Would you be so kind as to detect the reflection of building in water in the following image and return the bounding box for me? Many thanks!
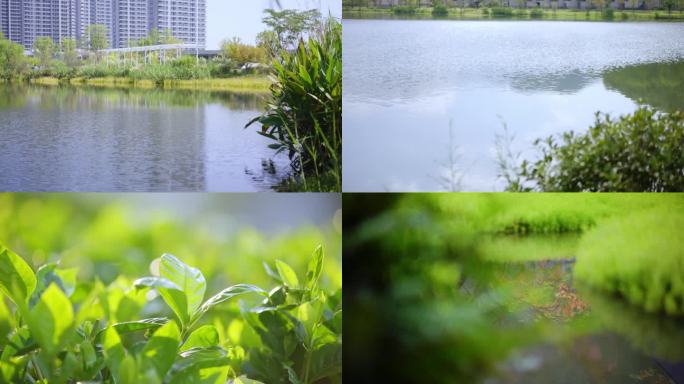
[0,88,207,191]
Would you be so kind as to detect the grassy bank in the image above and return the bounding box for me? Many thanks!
[344,6,683,21]
[29,75,271,93]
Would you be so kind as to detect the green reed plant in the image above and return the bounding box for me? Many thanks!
[247,18,342,192]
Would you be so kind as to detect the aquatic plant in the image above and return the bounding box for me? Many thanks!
[574,207,684,316]
[247,18,342,192]
[0,244,341,383]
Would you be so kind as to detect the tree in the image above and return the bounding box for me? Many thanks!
[33,36,55,68]
[256,30,280,59]
[0,34,27,79]
[61,38,78,68]
[84,24,108,53]
[221,37,267,65]
[663,0,676,12]
[261,9,322,52]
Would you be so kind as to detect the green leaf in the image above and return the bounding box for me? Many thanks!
[275,260,299,288]
[28,283,74,356]
[181,325,219,352]
[109,317,169,336]
[0,244,36,305]
[134,276,189,326]
[305,245,324,291]
[102,326,126,384]
[119,355,138,384]
[141,320,180,380]
[158,254,207,325]
[233,376,266,384]
[30,263,77,306]
[191,284,266,325]
[168,347,233,384]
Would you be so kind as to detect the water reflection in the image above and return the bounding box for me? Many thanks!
[0,84,288,191]
[603,60,684,112]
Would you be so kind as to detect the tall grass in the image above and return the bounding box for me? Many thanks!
[247,18,342,192]
[575,207,684,315]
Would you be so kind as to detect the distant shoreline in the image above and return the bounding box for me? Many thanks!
[343,7,684,21]
[23,75,272,93]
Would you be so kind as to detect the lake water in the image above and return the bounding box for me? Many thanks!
[343,20,684,191]
[0,85,289,192]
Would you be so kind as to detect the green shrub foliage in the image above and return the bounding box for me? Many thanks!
[509,106,684,191]
[0,244,341,383]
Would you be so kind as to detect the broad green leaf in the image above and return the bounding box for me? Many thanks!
[159,254,206,317]
[119,354,138,384]
[171,347,229,372]
[168,347,231,384]
[110,317,168,336]
[0,297,11,341]
[305,245,324,291]
[28,283,74,356]
[141,320,180,380]
[191,284,266,325]
[233,376,266,384]
[308,343,342,383]
[0,244,36,305]
[103,327,126,384]
[30,263,78,306]
[181,325,219,352]
[134,276,189,326]
[275,260,299,288]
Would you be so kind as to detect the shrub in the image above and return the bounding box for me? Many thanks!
[432,4,449,16]
[491,6,514,16]
[247,19,342,192]
[574,208,684,315]
[503,106,684,192]
[602,7,615,19]
[0,243,342,383]
[530,7,544,17]
[482,7,492,15]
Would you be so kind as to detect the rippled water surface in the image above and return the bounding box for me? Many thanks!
[0,85,289,191]
[343,20,684,191]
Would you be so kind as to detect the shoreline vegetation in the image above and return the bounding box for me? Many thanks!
[24,75,271,93]
[343,6,684,21]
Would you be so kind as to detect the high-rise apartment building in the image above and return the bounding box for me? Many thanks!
[76,0,113,45]
[1,0,78,48]
[0,0,205,49]
[148,0,205,48]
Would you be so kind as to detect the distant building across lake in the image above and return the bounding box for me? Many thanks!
[0,0,206,49]
[367,0,661,9]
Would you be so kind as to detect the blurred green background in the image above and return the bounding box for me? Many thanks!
[0,193,342,295]
[344,193,684,384]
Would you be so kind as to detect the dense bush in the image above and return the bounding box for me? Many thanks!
[575,208,684,315]
[530,7,544,17]
[503,106,684,191]
[0,244,341,383]
[491,6,514,17]
[432,4,449,16]
[601,8,615,19]
[247,19,342,192]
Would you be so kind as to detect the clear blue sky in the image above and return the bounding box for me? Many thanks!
[207,0,341,50]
